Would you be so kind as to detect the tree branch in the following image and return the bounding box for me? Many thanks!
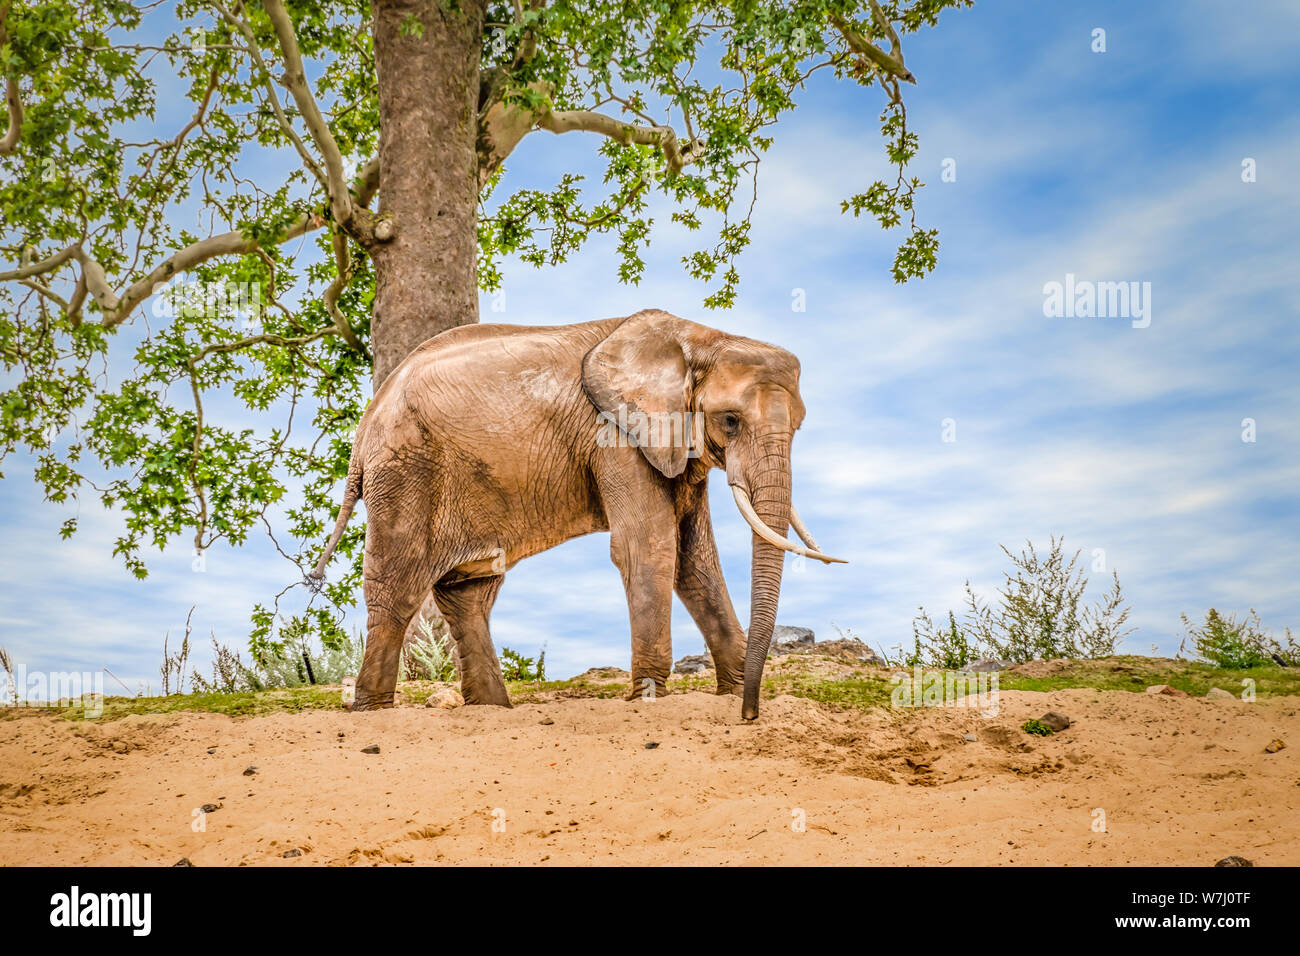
[0,77,19,155]
[0,244,80,282]
[93,211,317,328]
[322,229,370,359]
[536,109,704,175]
[0,4,22,155]
[210,1,328,188]
[832,1,916,85]
[3,153,382,329]
[261,0,354,229]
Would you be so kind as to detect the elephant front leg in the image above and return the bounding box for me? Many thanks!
[598,459,678,701]
[614,539,677,700]
[675,484,746,695]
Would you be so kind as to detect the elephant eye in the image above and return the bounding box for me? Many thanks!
[721,412,740,434]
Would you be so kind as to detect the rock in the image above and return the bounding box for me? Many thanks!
[172,858,193,867]
[424,686,464,709]
[1205,688,1237,700]
[282,848,302,858]
[199,803,221,814]
[967,658,1010,673]
[243,766,258,776]
[1039,712,1070,733]
[1214,856,1254,867]
[577,666,630,681]
[1146,684,1189,697]
[644,741,660,750]
[770,637,883,664]
[962,733,977,742]
[772,625,815,645]
[1265,738,1286,753]
[673,654,713,675]
[361,744,380,754]
[539,717,554,726]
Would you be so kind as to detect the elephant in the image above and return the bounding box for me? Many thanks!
[310,309,844,719]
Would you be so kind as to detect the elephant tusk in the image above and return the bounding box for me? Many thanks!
[731,486,848,565]
[789,505,822,552]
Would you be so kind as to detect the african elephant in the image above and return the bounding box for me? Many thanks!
[310,309,844,719]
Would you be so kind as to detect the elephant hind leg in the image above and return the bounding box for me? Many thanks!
[355,581,427,711]
[354,499,438,710]
[434,574,512,707]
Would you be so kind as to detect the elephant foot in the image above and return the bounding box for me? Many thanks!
[624,678,669,702]
[715,682,744,697]
[462,694,513,708]
[349,693,394,712]
[460,676,512,707]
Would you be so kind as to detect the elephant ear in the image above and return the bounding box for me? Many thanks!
[582,312,693,478]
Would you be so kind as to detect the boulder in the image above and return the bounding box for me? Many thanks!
[1145,684,1189,697]
[772,625,815,645]
[672,654,714,675]
[1205,687,1237,700]
[424,685,464,709]
[967,658,1013,672]
[576,666,630,681]
[1039,712,1071,733]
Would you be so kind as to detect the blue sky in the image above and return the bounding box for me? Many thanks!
[2,0,1298,688]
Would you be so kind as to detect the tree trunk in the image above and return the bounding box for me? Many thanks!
[371,0,485,387]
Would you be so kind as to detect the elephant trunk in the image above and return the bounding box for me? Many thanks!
[738,446,792,720]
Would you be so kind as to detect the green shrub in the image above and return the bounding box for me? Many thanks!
[1180,608,1297,669]
[500,646,546,682]
[910,537,1133,666]
[192,629,364,693]
[909,609,976,669]
[1021,718,1053,736]
[402,614,458,682]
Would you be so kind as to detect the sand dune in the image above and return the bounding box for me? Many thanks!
[1,687,1296,866]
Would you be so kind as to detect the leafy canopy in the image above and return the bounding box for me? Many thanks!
[0,0,968,653]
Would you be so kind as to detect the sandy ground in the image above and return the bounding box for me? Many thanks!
[1,687,1296,866]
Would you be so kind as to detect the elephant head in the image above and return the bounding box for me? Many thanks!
[583,311,844,719]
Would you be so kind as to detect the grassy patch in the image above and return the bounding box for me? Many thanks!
[994,656,1300,699]
[7,655,1296,722]
[4,684,349,721]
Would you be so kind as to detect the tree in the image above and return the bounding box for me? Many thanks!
[0,0,968,654]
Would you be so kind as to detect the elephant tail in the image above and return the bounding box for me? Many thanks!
[308,462,363,584]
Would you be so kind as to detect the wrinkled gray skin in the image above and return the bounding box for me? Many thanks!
[312,309,824,719]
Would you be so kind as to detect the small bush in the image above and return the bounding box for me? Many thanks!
[909,609,977,669]
[192,630,365,693]
[159,608,195,696]
[1022,718,1053,736]
[190,635,253,695]
[500,646,546,682]
[1180,608,1297,669]
[402,614,458,682]
[910,537,1133,667]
